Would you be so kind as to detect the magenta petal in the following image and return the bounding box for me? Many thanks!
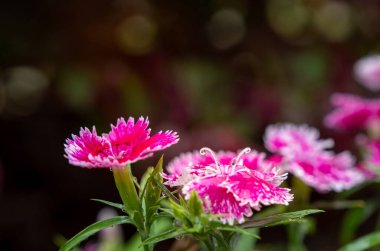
[264,123,334,157]
[64,127,114,168]
[324,93,379,131]
[183,176,252,225]
[362,138,380,168]
[106,117,150,158]
[105,117,179,165]
[224,171,293,210]
[144,130,179,152]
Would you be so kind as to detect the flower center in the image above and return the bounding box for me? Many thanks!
[199,147,251,175]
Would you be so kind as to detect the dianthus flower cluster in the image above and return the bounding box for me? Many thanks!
[164,147,293,224]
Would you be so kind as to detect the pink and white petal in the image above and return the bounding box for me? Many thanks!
[224,171,293,210]
[286,152,365,193]
[240,151,270,172]
[166,151,203,176]
[183,176,252,224]
[64,127,114,168]
[163,165,196,187]
[264,123,334,157]
[143,130,179,152]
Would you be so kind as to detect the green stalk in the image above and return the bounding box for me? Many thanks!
[113,165,141,218]
[113,165,152,251]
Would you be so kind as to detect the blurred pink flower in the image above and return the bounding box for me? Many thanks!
[164,147,293,225]
[64,117,179,168]
[264,123,333,157]
[286,151,364,193]
[356,137,380,178]
[264,123,365,192]
[324,93,380,132]
[363,138,380,168]
[354,54,380,91]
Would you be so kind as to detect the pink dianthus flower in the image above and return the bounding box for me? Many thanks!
[355,137,380,178]
[264,123,365,192]
[64,117,179,168]
[164,147,293,225]
[354,54,380,91]
[264,123,333,157]
[324,93,380,132]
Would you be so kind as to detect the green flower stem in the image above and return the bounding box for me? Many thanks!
[113,165,152,251]
[113,165,141,218]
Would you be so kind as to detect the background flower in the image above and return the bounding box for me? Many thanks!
[324,93,380,132]
[354,54,380,91]
[264,123,365,192]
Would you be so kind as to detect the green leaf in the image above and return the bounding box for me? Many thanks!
[241,209,323,228]
[142,157,164,225]
[151,211,173,221]
[217,226,260,239]
[151,217,173,235]
[139,167,154,197]
[168,199,191,226]
[188,191,204,218]
[91,199,124,210]
[340,201,378,244]
[338,231,380,251]
[142,228,186,245]
[234,228,260,251]
[153,175,180,204]
[60,216,132,251]
[123,233,144,251]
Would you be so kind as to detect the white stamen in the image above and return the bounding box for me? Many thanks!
[200,147,220,168]
[231,147,251,172]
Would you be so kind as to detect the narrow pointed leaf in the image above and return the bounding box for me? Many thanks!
[153,176,180,203]
[60,216,132,251]
[338,231,380,251]
[91,199,124,210]
[139,167,154,197]
[241,209,323,228]
[142,228,186,245]
[188,191,204,217]
[217,226,260,239]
